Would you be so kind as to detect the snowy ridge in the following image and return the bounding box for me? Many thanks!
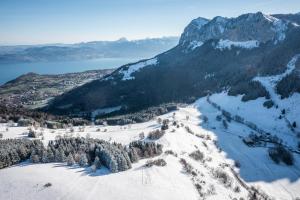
[119,58,158,80]
[262,14,288,42]
[216,39,259,50]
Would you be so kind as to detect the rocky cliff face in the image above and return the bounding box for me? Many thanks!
[179,12,297,51]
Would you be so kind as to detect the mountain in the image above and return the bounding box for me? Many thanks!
[0,37,179,63]
[2,12,300,200]
[46,12,300,117]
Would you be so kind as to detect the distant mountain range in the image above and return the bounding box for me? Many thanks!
[46,12,300,117]
[0,37,179,63]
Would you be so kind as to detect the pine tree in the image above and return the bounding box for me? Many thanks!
[30,152,40,163]
[41,150,48,163]
[67,154,75,166]
[93,156,101,169]
[79,153,88,167]
[47,148,55,162]
[58,148,66,162]
[128,148,139,163]
[18,145,28,160]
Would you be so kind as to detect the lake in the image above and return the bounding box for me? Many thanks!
[0,57,139,85]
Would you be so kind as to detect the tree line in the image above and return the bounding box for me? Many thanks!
[0,137,163,173]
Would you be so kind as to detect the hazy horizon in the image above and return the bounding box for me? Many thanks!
[0,36,179,47]
[1,0,299,45]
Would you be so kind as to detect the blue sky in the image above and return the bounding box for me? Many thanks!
[0,0,299,45]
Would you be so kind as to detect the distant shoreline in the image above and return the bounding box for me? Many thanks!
[0,57,137,85]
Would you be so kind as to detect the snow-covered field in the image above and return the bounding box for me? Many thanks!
[1,94,300,200]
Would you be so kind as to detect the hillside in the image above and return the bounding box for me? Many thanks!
[0,69,113,109]
[46,12,300,117]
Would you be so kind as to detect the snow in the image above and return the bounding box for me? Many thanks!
[254,54,300,132]
[0,159,198,200]
[187,41,203,50]
[263,14,279,23]
[1,86,300,199]
[209,92,297,147]
[216,39,259,50]
[193,98,300,200]
[272,19,288,42]
[91,106,122,120]
[262,14,288,43]
[204,73,215,79]
[254,55,299,102]
[119,58,158,80]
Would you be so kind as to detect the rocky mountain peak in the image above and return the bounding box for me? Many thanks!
[179,12,295,51]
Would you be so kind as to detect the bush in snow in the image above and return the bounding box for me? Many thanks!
[179,158,195,175]
[161,119,169,130]
[268,145,294,165]
[28,129,38,138]
[139,132,145,140]
[222,120,228,129]
[185,126,195,135]
[200,115,208,123]
[293,121,297,128]
[189,150,204,162]
[234,160,241,168]
[212,168,232,188]
[157,118,162,124]
[144,159,167,167]
[0,133,3,139]
[43,183,52,188]
[147,129,165,140]
[234,186,241,193]
[164,150,177,157]
[263,100,274,109]
[128,141,163,161]
[216,115,222,121]
[221,110,231,122]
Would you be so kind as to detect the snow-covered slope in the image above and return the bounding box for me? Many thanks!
[119,58,158,81]
[216,39,259,50]
[1,93,300,199]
